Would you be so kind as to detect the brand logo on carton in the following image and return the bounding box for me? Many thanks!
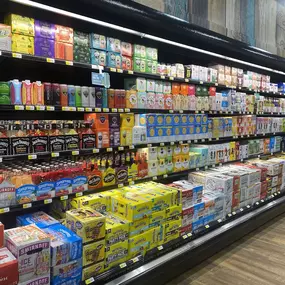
[104,173,115,183]
[117,170,128,182]
[19,242,50,256]
[88,176,101,186]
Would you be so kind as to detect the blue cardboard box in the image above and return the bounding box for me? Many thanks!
[146,114,156,127]
[193,201,205,220]
[188,114,195,125]
[164,114,173,126]
[90,33,106,50]
[192,185,203,204]
[156,114,165,126]
[180,114,188,126]
[192,218,204,233]
[43,224,82,266]
[16,211,59,228]
[90,49,106,66]
[107,52,121,68]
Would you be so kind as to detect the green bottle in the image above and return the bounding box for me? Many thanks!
[75,85,82,107]
[0,82,10,105]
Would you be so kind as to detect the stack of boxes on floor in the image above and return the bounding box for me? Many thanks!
[16,211,83,284]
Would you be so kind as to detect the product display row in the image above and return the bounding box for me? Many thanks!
[0,137,282,208]
[1,153,285,284]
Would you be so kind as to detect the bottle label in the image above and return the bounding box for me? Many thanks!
[88,174,102,188]
[72,176,87,193]
[55,178,72,196]
[65,135,79,150]
[116,168,128,183]
[36,182,54,200]
[31,136,48,153]
[11,137,30,155]
[49,135,66,151]
[16,184,36,204]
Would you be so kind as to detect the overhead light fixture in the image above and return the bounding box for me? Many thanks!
[10,0,285,76]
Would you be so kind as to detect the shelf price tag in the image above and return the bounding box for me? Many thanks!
[95,108,101,112]
[199,81,203,84]
[129,145,135,149]
[72,150,79,156]
[92,149,99,154]
[0,207,10,214]
[44,199,52,204]
[157,245,163,251]
[12,52,22,59]
[125,108,130,112]
[25,105,35,111]
[23,203,32,209]
[91,64,99,69]
[118,108,124,112]
[119,262,127,269]
[51,152,59,158]
[217,219,222,223]
[46,58,55,63]
[112,108,117,112]
[153,176,158,181]
[182,235,188,239]
[77,107,84,112]
[60,195,68,201]
[240,208,244,212]
[128,70,134,74]
[118,146,124,151]
[46,106,54,111]
[85,107,92,112]
[28,154,37,160]
[169,110,174,113]
[247,205,250,209]
[70,107,76,111]
[118,183,124,188]
[62,106,69,111]
[169,76,174,80]
[160,75,165,79]
[179,110,183,113]
[185,79,189,82]
[147,144,152,147]
[205,225,210,229]
[132,257,139,263]
[103,108,109,112]
[163,174,168,178]
[160,143,165,146]
[129,181,135,185]
[65,61,73,66]
[232,211,236,215]
[15,105,24,110]
[117,69,123,73]
[110,67,116,72]
[107,148,113,152]
[36,105,46,111]
[85,278,95,285]
[170,142,174,145]
[76,192,83,197]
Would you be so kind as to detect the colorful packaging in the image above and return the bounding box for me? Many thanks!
[16,211,59,228]
[128,230,151,259]
[34,20,55,39]
[107,52,122,68]
[73,30,89,46]
[107,37,121,53]
[68,84,75,106]
[71,193,107,212]
[34,37,55,58]
[90,33,106,50]
[74,44,90,64]
[5,225,50,283]
[0,81,11,104]
[19,275,50,285]
[105,213,129,246]
[42,224,82,266]
[11,34,34,55]
[6,14,34,36]
[82,260,105,281]
[105,240,128,270]
[90,49,106,66]
[51,258,82,285]
[0,247,18,285]
[55,41,73,61]
[83,239,105,266]
[66,208,105,243]
[55,25,73,44]
[0,24,11,51]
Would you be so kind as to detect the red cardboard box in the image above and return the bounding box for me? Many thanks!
[0,247,18,285]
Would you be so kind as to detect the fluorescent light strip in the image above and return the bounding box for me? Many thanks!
[10,0,285,76]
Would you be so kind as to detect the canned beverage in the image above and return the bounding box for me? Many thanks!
[88,87,95,108]
[60,84,68,106]
[81,86,89,107]
[75,86,82,107]
[67,85,75,107]
[44,82,53,105]
[52,83,60,106]
[95,87,103,108]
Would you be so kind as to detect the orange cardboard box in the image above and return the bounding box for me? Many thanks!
[0,222,3,248]
[0,247,18,285]
[55,25,73,44]
[55,41,73,61]
[96,129,110,148]
[85,113,109,130]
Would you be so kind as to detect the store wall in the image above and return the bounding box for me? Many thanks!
[133,0,285,58]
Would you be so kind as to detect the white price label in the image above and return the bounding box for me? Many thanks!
[25,105,34,110]
[85,107,92,112]
[103,108,109,112]
[118,147,124,151]
[12,52,22,59]
[187,233,192,237]
[36,105,46,111]
[77,107,84,112]
[128,70,134,74]
[28,154,37,160]
[95,108,101,112]
[163,174,168,178]
[85,277,95,285]
[44,199,52,204]
[66,61,73,66]
[51,152,59,158]
[157,245,163,251]
[0,207,10,214]
[72,151,79,156]
[46,58,55,63]
[160,143,165,146]
[46,106,54,111]
[23,203,32,209]
[91,64,99,69]
[153,176,158,181]
[119,262,127,268]
[112,108,118,112]
[60,195,68,201]
[107,148,113,152]
[92,149,100,154]
[15,105,24,110]
[76,192,83,197]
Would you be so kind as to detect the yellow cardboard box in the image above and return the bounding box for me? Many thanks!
[66,207,105,243]
[129,217,149,237]
[148,210,165,228]
[105,213,129,246]
[11,34,34,55]
[82,261,105,281]
[105,240,128,270]
[83,239,105,266]
[128,230,152,259]
[6,14,35,36]
[71,194,108,213]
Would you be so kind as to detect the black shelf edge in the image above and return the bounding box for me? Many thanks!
[1,50,285,99]
[101,192,285,285]
[82,190,285,285]
[0,151,279,215]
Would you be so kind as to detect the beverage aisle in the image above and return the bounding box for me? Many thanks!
[166,213,285,285]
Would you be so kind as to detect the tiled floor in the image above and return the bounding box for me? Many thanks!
[167,213,285,285]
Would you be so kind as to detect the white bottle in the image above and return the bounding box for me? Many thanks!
[81,86,89,107]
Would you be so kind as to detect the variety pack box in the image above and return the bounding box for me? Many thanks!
[6,14,35,36]
[16,211,59,228]
[11,34,34,54]
[51,258,82,285]
[105,240,128,270]
[0,24,11,51]
[82,260,105,281]
[71,193,108,212]
[42,224,82,266]
[5,225,50,283]
[19,275,50,285]
[128,230,151,259]
[0,247,18,285]
[66,208,106,243]
[83,239,105,266]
